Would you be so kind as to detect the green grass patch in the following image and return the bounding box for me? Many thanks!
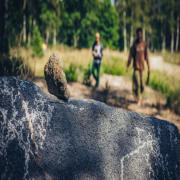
[149,71,180,113]
[64,63,80,82]
[101,57,133,76]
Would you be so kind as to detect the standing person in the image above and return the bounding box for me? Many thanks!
[126,28,151,106]
[92,33,103,90]
[42,43,47,54]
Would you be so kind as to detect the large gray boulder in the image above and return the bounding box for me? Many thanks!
[0,76,180,180]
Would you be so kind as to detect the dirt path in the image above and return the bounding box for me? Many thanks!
[150,56,180,78]
[35,73,180,132]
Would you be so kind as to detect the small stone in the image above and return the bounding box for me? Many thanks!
[44,53,70,100]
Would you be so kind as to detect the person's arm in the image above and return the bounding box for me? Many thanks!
[92,44,97,57]
[127,45,134,72]
[145,43,150,72]
[98,44,103,59]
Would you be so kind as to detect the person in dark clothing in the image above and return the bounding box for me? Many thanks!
[126,27,151,106]
[92,33,103,90]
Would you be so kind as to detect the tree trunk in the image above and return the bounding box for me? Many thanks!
[161,17,163,51]
[23,0,26,42]
[143,23,145,41]
[162,35,166,54]
[53,26,56,46]
[150,27,153,52]
[33,19,36,27]
[3,0,8,53]
[46,26,49,45]
[0,1,3,59]
[28,32,30,46]
[171,32,174,54]
[4,0,8,38]
[130,11,133,46]
[0,0,8,74]
[23,15,26,42]
[42,20,45,41]
[176,14,179,52]
[74,35,77,48]
[123,11,127,53]
[28,17,31,46]
[162,21,166,53]
[130,25,133,46]
[143,17,145,41]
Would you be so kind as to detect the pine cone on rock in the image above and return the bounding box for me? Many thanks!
[44,53,70,100]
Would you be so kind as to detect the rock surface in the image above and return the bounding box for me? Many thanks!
[0,76,180,180]
[44,53,70,100]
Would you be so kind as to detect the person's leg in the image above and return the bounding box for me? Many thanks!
[138,70,145,106]
[96,64,101,88]
[92,63,99,88]
[133,70,141,106]
[92,63,97,80]
[140,70,145,94]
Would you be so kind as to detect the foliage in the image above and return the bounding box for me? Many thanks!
[30,26,44,57]
[0,52,32,79]
[79,12,99,48]
[103,81,111,104]
[60,0,119,49]
[64,63,79,82]
[83,63,92,86]
[1,0,180,53]
[97,0,119,49]
[116,0,179,51]
[40,2,56,26]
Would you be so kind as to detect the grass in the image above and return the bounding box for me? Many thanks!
[149,71,180,113]
[19,45,128,79]
[19,45,180,113]
[101,57,133,76]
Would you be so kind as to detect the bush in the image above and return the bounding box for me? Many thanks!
[0,53,32,79]
[103,81,110,103]
[83,63,92,86]
[31,26,44,57]
[64,63,79,82]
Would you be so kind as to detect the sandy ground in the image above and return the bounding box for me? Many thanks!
[35,73,180,132]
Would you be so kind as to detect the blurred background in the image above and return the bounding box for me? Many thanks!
[0,0,180,131]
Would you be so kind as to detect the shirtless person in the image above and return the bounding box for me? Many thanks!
[126,28,151,106]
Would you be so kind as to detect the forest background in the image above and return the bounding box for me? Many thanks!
[1,0,180,55]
